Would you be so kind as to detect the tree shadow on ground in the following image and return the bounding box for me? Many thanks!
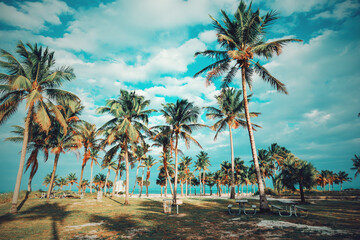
[107,197,124,206]
[0,202,75,240]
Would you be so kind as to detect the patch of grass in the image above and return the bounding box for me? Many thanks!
[0,196,359,239]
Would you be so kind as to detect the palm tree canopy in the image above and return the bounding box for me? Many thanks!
[194,1,302,91]
[351,154,360,178]
[205,88,260,140]
[97,90,155,145]
[0,41,79,133]
[159,99,206,148]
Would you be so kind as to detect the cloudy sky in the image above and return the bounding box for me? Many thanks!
[0,0,359,193]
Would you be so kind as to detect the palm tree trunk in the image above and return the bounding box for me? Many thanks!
[203,169,205,196]
[181,182,184,197]
[341,182,343,191]
[124,142,130,205]
[146,168,150,197]
[90,161,94,194]
[165,169,174,194]
[299,183,305,203]
[241,67,269,212]
[79,148,88,194]
[131,160,141,195]
[46,153,61,200]
[229,126,236,199]
[112,158,120,197]
[139,167,145,197]
[185,179,188,196]
[198,173,202,195]
[10,105,33,213]
[173,134,179,204]
[165,178,168,197]
[104,168,110,194]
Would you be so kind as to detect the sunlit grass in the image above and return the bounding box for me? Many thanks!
[0,194,359,239]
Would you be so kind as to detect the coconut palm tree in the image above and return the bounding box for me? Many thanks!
[158,99,205,203]
[0,42,79,213]
[131,142,150,195]
[101,158,117,194]
[156,175,166,197]
[143,156,157,197]
[97,90,155,205]
[67,173,77,191]
[45,100,83,200]
[80,179,89,193]
[194,1,302,211]
[180,156,192,196]
[158,154,175,197]
[93,173,107,191]
[75,121,102,194]
[317,170,328,191]
[56,177,68,190]
[279,155,317,203]
[152,128,175,194]
[205,172,216,195]
[336,171,352,191]
[89,147,101,193]
[5,124,50,193]
[43,173,53,187]
[351,154,360,179]
[256,149,274,189]
[205,88,259,198]
[196,151,211,196]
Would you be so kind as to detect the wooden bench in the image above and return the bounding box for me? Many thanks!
[295,206,308,217]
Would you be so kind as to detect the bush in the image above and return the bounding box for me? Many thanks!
[254,188,277,196]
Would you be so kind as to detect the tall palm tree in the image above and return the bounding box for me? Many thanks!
[5,124,50,193]
[101,158,117,194]
[336,171,352,191]
[56,177,68,191]
[152,128,175,195]
[317,170,328,191]
[131,142,150,195]
[196,151,211,195]
[180,156,192,196]
[93,173,106,191]
[75,121,102,194]
[89,147,101,193]
[279,155,317,203]
[46,100,82,200]
[205,88,259,199]
[158,154,175,197]
[194,1,302,211]
[256,149,274,189]
[97,90,155,205]
[43,173,53,187]
[158,99,205,203]
[0,42,78,213]
[67,173,77,191]
[156,175,166,197]
[142,155,157,197]
[351,154,360,179]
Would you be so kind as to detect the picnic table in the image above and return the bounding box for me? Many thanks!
[271,199,308,217]
[163,198,183,214]
[228,199,256,215]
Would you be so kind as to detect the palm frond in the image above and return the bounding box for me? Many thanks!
[254,62,288,94]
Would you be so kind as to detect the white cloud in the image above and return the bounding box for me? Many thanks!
[263,0,328,16]
[0,0,71,32]
[199,30,218,43]
[311,0,360,20]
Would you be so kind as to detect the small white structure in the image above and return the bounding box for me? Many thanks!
[114,180,125,193]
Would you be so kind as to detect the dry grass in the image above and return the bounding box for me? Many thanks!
[0,194,359,239]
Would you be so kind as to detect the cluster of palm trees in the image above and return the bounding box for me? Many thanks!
[3,1,357,215]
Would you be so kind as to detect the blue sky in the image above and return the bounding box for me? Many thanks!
[0,0,359,193]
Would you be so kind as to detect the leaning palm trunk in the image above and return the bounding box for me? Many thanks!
[112,159,120,197]
[10,105,33,213]
[139,168,145,197]
[241,68,269,212]
[104,169,110,194]
[229,126,235,199]
[185,179,188,196]
[47,153,61,200]
[90,161,94,193]
[165,178,168,197]
[131,160,141,195]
